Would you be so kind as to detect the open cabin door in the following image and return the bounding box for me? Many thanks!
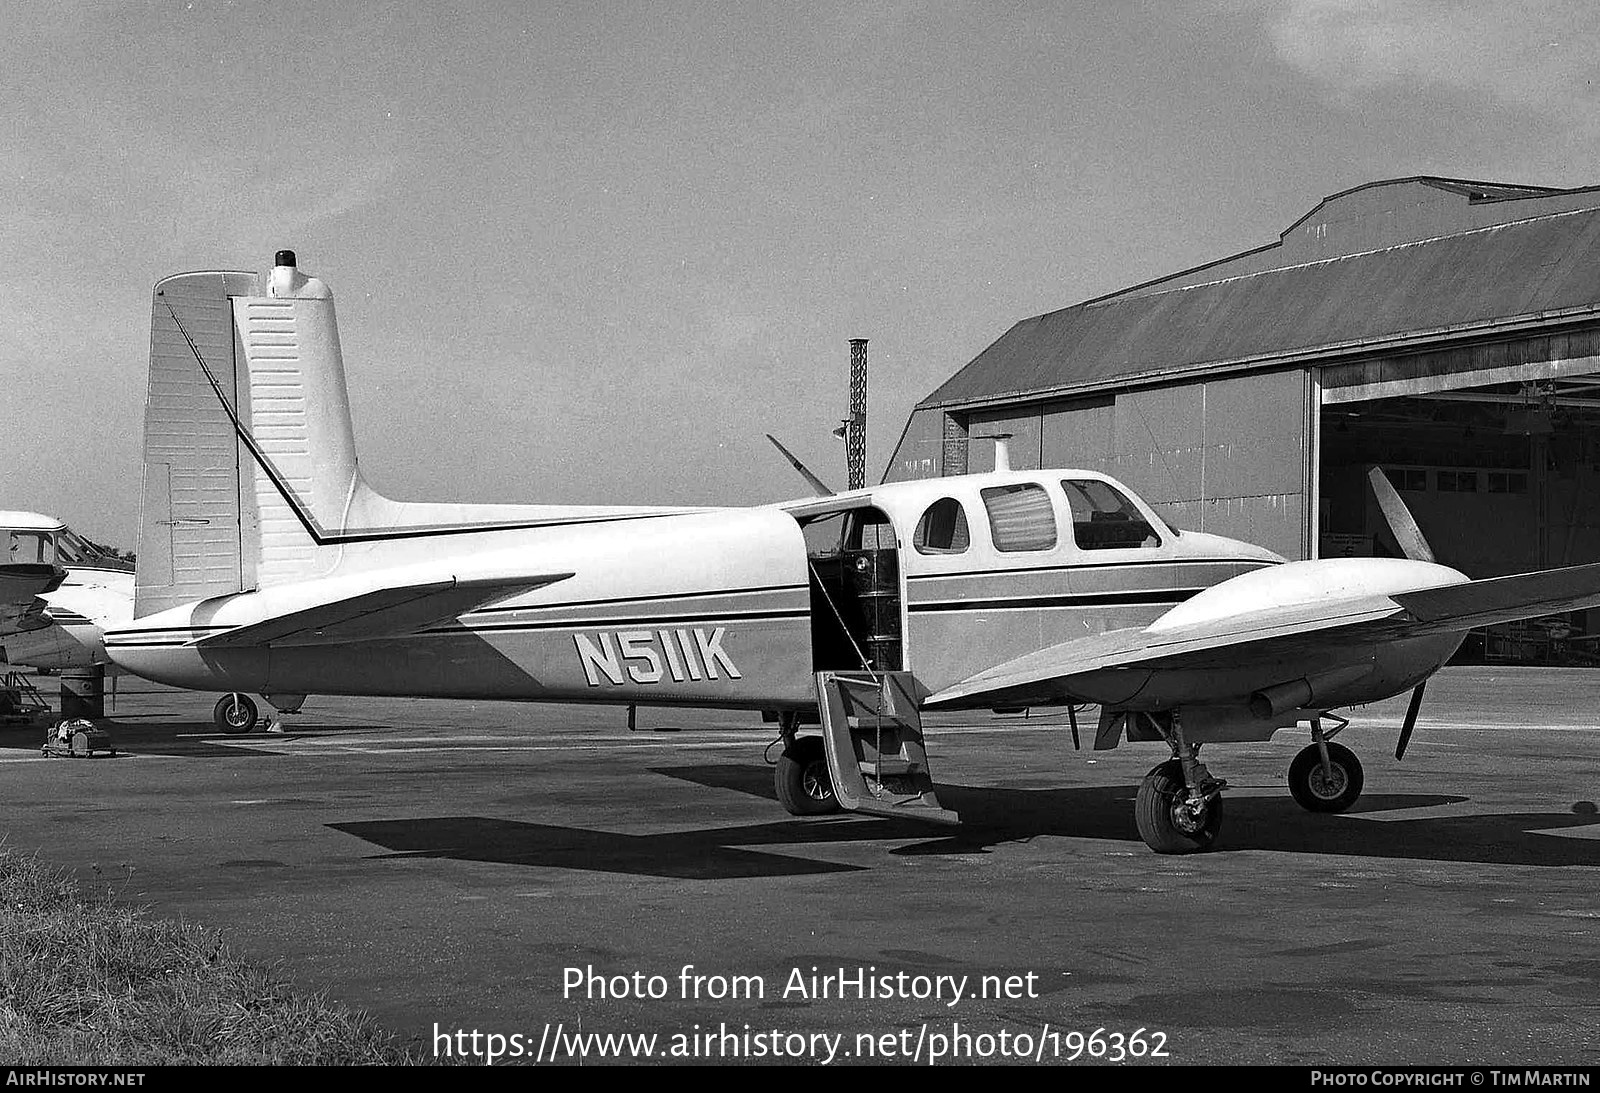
[791,500,904,674]
[784,500,953,823]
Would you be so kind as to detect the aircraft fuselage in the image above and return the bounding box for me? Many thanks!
[101,468,1465,725]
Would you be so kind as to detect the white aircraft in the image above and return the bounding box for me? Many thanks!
[104,252,1600,853]
[0,511,134,671]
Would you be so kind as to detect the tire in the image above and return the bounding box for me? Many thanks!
[1135,759,1223,854]
[775,736,839,816]
[213,693,258,734]
[1288,742,1364,813]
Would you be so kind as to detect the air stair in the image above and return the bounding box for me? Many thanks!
[813,670,958,823]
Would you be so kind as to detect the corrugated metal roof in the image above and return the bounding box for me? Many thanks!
[922,188,1600,411]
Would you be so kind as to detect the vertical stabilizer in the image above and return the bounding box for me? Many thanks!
[132,252,691,622]
[234,252,364,588]
[135,270,258,618]
[134,253,374,619]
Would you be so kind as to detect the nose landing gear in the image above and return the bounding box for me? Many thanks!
[1135,710,1227,854]
[1136,758,1225,853]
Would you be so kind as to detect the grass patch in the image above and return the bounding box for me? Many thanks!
[0,849,417,1064]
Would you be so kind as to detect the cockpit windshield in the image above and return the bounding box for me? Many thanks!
[57,529,134,571]
[2,526,134,572]
[1060,479,1162,550]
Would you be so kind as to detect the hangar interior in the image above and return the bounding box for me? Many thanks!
[887,177,1600,664]
[1321,375,1600,663]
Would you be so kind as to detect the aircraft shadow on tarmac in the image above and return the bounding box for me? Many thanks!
[327,763,1600,879]
[0,720,414,760]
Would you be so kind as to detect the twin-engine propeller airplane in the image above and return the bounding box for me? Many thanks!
[106,252,1600,853]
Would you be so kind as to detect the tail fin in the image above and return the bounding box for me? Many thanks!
[135,252,371,618]
[134,251,697,621]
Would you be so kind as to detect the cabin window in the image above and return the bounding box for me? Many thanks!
[5,531,50,565]
[913,498,970,555]
[980,484,1057,552]
[1061,479,1161,550]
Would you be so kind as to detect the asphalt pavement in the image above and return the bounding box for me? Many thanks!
[1,667,1596,1065]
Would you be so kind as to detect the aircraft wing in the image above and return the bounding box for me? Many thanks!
[1387,561,1600,633]
[924,561,1600,710]
[191,573,573,648]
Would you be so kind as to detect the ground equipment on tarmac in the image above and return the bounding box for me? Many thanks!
[41,717,116,758]
[0,671,50,725]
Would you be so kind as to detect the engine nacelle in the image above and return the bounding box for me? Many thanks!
[1150,556,1468,634]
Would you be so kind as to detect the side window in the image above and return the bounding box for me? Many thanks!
[980,484,1057,552]
[1061,479,1161,550]
[6,532,49,564]
[913,498,970,555]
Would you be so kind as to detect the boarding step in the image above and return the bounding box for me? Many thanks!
[814,671,958,824]
[0,671,49,724]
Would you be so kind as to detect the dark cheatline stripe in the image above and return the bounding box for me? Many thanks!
[106,624,231,635]
[104,611,810,647]
[103,587,809,635]
[906,559,1272,581]
[910,589,1201,613]
[439,609,810,634]
[104,642,204,649]
[467,583,808,617]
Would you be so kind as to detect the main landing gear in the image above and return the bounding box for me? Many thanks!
[1133,711,1369,850]
[213,693,258,734]
[773,714,840,817]
[211,692,308,734]
[1287,715,1364,813]
[1135,711,1225,854]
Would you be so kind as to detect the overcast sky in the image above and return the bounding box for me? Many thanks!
[3,0,1598,546]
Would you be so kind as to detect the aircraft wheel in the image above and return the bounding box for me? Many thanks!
[213,693,258,735]
[1288,742,1364,813]
[775,736,839,816]
[1135,759,1223,854]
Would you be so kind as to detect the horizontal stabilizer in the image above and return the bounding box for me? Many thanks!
[191,573,573,648]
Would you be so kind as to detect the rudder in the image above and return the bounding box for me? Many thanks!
[134,253,369,618]
[135,269,258,618]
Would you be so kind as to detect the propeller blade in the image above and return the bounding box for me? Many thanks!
[766,435,835,497]
[1367,466,1437,563]
[1395,681,1426,760]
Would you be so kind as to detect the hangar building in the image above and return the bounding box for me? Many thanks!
[886,177,1600,662]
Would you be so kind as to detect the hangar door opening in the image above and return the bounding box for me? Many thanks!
[1320,373,1600,665]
